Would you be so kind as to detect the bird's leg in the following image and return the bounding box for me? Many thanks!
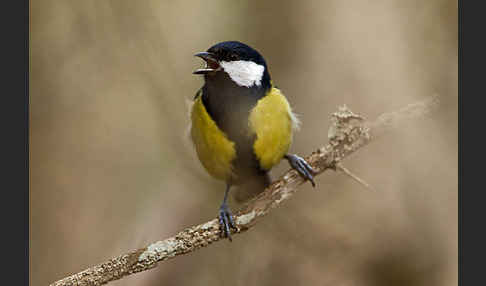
[284,154,316,187]
[219,184,237,241]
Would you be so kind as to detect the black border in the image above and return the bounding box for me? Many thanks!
[2,0,29,284]
[460,0,485,285]
[25,0,29,284]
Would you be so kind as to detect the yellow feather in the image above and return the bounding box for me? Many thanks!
[190,96,236,181]
[249,87,294,170]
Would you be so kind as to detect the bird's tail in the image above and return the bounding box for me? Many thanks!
[233,172,271,203]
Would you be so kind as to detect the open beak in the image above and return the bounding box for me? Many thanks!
[193,52,221,74]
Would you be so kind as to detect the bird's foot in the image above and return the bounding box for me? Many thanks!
[219,203,237,241]
[285,154,316,187]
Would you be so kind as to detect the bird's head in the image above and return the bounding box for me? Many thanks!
[193,41,271,89]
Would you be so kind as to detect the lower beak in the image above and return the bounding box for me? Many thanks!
[193,52,221,74]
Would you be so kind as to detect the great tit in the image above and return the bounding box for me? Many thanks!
[191,41,315,241]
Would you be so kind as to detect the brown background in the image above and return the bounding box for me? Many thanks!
[31,1,457,285]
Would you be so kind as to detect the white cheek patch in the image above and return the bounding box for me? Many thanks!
[220,60,265,87]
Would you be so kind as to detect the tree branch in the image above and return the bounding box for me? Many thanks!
[50,95,440,286]
[336,163,377,192]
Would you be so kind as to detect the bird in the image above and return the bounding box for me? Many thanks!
[190,41,315,241]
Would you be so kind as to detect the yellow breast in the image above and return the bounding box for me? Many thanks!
[190,87,296,181]
[190,96,236,181]
[249,87,295,170]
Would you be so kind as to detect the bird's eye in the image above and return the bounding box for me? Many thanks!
[230,54,238,61]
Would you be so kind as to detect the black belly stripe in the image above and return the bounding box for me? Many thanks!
[200,72,271,182]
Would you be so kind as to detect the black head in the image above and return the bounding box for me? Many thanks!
[193,41,271,89]
[207,41,267,67]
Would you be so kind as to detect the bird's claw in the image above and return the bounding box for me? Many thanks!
[285,154,316,187]
[219,203,237,241]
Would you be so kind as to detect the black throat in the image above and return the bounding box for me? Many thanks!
[201,70,271,181]
[201,71,270,137]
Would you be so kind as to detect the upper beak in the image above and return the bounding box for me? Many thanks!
[193,52,221,74]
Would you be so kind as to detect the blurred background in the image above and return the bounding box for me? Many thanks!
[30,0,457,285]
